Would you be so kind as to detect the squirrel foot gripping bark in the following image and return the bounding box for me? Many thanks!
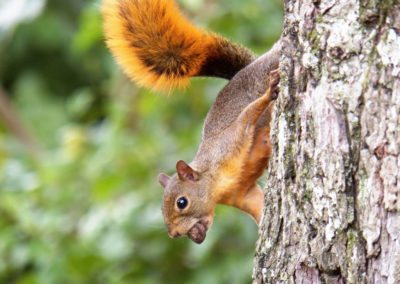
[103,0,282,243]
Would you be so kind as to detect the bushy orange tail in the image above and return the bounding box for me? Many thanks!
[102,0,255,91]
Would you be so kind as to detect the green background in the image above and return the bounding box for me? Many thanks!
[0,0,282,283]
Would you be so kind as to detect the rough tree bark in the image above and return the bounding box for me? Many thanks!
[253,0,400,283]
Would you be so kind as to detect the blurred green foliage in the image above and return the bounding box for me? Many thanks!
[0,0,282,283]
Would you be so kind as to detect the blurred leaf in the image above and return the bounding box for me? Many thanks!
[72,6,103,54]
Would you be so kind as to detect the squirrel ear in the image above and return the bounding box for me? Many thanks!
[158,173,170,189]
[176,160,199,182]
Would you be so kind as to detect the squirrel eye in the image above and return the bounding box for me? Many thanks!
[176,197,188,210]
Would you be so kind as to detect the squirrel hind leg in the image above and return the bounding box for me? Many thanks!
[246,126,272,180]
[236,88,275,127]
[235,68,280,127]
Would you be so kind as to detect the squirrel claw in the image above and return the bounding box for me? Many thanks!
[268,69,280,100]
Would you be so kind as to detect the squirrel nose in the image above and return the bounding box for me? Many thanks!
[168,230,181,238]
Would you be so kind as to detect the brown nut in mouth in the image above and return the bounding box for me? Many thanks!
[187,220,208,244]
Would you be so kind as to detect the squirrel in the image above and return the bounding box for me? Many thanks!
[102,0,281,244]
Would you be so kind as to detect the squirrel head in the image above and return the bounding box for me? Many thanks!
[158,160,215,244]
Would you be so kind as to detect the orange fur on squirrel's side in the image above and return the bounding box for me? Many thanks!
[102,0,213,91]
[102,0,255,91]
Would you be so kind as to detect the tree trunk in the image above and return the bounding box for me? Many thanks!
[253,0,400,283]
